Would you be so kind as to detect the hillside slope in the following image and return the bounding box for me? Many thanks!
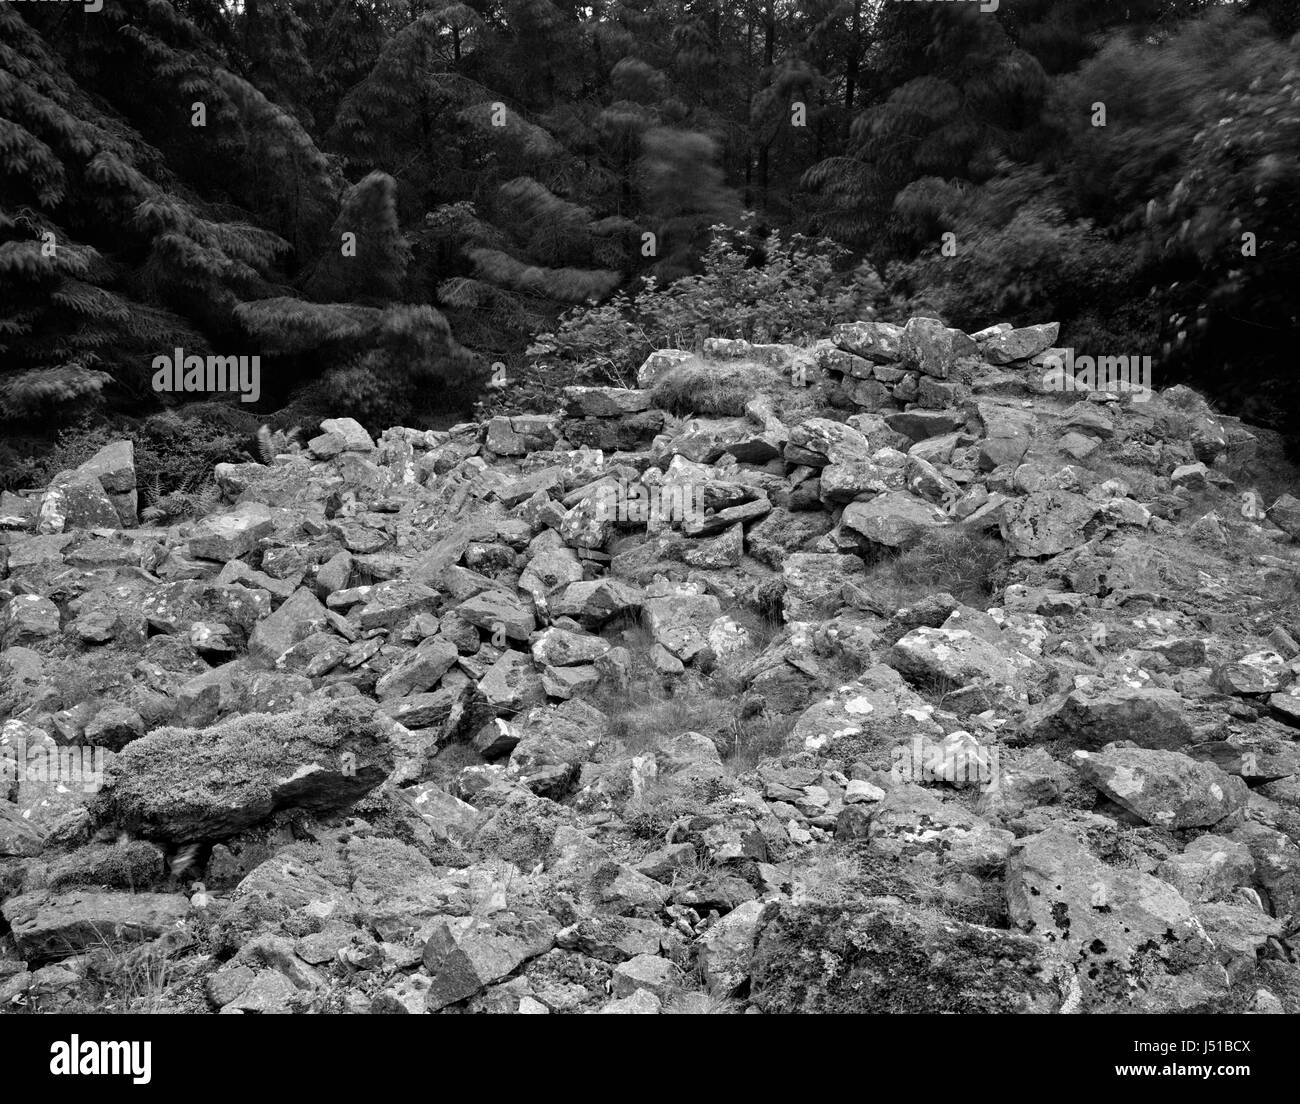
[3,317,1300,1014]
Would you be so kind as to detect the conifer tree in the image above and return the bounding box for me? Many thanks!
[304,171,410,305]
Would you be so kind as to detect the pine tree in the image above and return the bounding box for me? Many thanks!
[0,1,345,423]
[304,171,410,304]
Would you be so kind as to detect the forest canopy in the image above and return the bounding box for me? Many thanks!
[2,0,1298,465]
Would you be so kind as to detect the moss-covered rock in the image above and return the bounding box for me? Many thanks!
[94,697,394,842]
[44,840,166,891]
[748,899,1064,1014]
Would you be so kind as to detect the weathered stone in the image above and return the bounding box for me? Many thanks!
[1027,686,1194,750]
[564,386,652,417]
[530,627,610,667]
[1000,490,1097,557]
[1074,747,1248,829]
[1,594,59,647]
[552,579,643,627]
[2,891,190,960]
[98,696,393,841]
[888,626,1024,687]
[375,639,459,701]
[842,492,948,547]
[36,471,120,533]
[422,910,557,1011]
[782,553,866,620]
[187,502,275,561]
[832,320,903,362]
[1213,651,1289,696]
[749,899,1062,1014]
[1006,825,1220,1011]
[319,417,376,452]
[978,322,1059,365]
[477,651,546,715]
[643,587,722,662]
[611,954,683,1001]
[898,316,977,379]
[456,590,535,643]
[248,587,332,666]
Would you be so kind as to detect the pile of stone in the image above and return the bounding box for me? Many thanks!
[2,316,1299,1015]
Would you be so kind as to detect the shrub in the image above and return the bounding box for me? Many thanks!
[320,304,483,429]
[2,409,250,496]
[529,220,887,384]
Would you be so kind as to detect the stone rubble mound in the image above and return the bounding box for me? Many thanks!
[2,319,1300,1014]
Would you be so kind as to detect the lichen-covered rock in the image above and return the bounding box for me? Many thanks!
[2,891,190,960]
[841,491,948,547]
[1006,824,1222,1012]
[642,585,721,662]
[422,909,557,1011]
[898,317,977,379]
[1,594,59,647]
[1027,686,1194,750]
[187,502,275,561]
[749,900,1063,1013]
[1000,490,1098,556]
[96,696,393,841]
[1073,746,1249,829]
[977,322,1059,365]
[36,470,121,533]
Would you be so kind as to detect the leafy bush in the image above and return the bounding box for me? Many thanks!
[3,410,250,496]
[885,167,1158,355]
[320,304,482,429]
[529,221,887,384]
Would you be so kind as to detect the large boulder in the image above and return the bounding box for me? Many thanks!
[749,900,1063,1013]
[1026,686,1194,750]
[898,317,977,379]
[1000,490,1097,557]
[248,588,332,666]
[1073,747,1248,829]
[842,491,948,547]
[36,471,119,533]
[1006,825,1222,1012]
[422,910,557,1012]
[96,696,393,841]
[977,322,1059,365]
[75,440,137,527]
[2,891,189,960]
[187,502,275,561]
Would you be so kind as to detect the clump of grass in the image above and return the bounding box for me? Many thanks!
[79,942,176,1013]
[663,990,744,1014]
[591,607,793,779]
[718,709,796,774]
[667,845,718,889]
[785,846,864,907]
[885,527,1009,608]
[601,691,707,756]
[650,361,777,417]
[28,934,179,1015]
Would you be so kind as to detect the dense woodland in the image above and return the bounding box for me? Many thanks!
[2,0,1298,490]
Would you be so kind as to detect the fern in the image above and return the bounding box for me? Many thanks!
[256,424,302,464]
